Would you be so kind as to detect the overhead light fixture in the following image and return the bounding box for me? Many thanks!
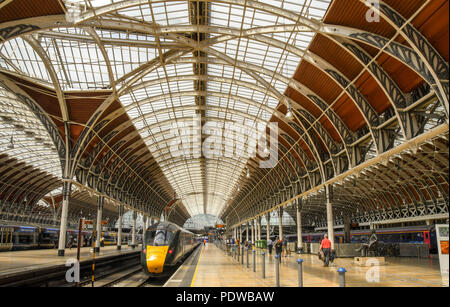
[285,103,293,120]
[237,186,240,192]
[246,167,250,178]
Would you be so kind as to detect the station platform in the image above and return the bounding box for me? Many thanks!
[0,245,138,278]
[186,243,448,287]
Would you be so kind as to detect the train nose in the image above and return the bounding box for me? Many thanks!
[146,246,169,273]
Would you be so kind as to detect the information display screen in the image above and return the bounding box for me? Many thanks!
[436,224,449,274]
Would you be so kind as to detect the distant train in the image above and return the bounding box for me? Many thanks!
[284,225,438,252]
[0,224,142,252]
[141,221,198,276]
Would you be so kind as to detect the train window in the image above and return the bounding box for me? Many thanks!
[145,230,175,246]
[18,233,34,244]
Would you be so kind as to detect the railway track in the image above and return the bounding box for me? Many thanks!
[0,250,140,287]
[84,245,201,287]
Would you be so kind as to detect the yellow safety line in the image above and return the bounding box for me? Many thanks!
[190,246,203,287]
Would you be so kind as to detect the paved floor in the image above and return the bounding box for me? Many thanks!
[191,243,449,287]
[0,245,138,277]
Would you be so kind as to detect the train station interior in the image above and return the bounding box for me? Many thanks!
[0,0,448,288]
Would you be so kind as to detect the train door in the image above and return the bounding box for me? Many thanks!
[424,231,431,249]
[0,227,13,251]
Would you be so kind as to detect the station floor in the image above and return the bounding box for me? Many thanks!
[189,243,449,287]
[0,245,137,278]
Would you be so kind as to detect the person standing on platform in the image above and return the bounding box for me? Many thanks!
[320,234,332,267]
[275,238,283,260]
[267,237,273,255]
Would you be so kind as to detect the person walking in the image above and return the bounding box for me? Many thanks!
[320,234,332,267]
[282,237,288,257]
[267,237,273,255]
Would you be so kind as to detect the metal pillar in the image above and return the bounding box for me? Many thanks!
[278,207,283,240]
[239,225,242,244]
[257,216,262,241]
[344,215,351,243]
[57,181,72,256]
[266,212,271,242]
[275,254,280,287]
[338,268,347,287]
[131,211,137,248]
[297,259,304,287]
[297,202,303,252]
[143,215,148,244]
[251,220,255,245]
[326,185,334,249]
[95,195,104,253]
[117,205,123,250]
[253,249,256,272]
[261,252,266,278]
[246,223,249,242]
[246,247,249,268]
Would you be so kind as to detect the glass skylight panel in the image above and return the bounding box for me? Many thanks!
[106,45,158,82]
[0,38,51,84]
[52,0,336,217]
[0,84,62,179]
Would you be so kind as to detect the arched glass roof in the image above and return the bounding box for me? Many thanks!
[0,0,332,219]
[0,82,62,179]
[183,213,224,230]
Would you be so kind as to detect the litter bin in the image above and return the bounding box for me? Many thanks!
[256,240,267,249]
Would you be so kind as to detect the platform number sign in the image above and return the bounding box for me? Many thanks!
[436,224,449,275]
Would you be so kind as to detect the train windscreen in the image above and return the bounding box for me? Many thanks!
[145,229,175,246]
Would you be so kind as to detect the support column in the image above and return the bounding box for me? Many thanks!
[246,223,249,242]
[257,216,262,241]
[344,215,351,243]
[117,205,123,250]
[239,225,243,244]
[143,215,148,244]
[297,201,303,252]
[95,195,104,253]
[57,181,72,256]
[131,211,137,249]
[266,212,271,242]
[326,185,334,250]
[278,207,283,240]
[251,220,255,244]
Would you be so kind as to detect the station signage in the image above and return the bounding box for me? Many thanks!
[436,224,449,275]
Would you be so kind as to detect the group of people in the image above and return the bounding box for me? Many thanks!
[266,237,290,258]
[233,234,333,267]
[267,234,333,267]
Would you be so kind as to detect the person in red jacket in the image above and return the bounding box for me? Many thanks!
[320,234,332,267]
